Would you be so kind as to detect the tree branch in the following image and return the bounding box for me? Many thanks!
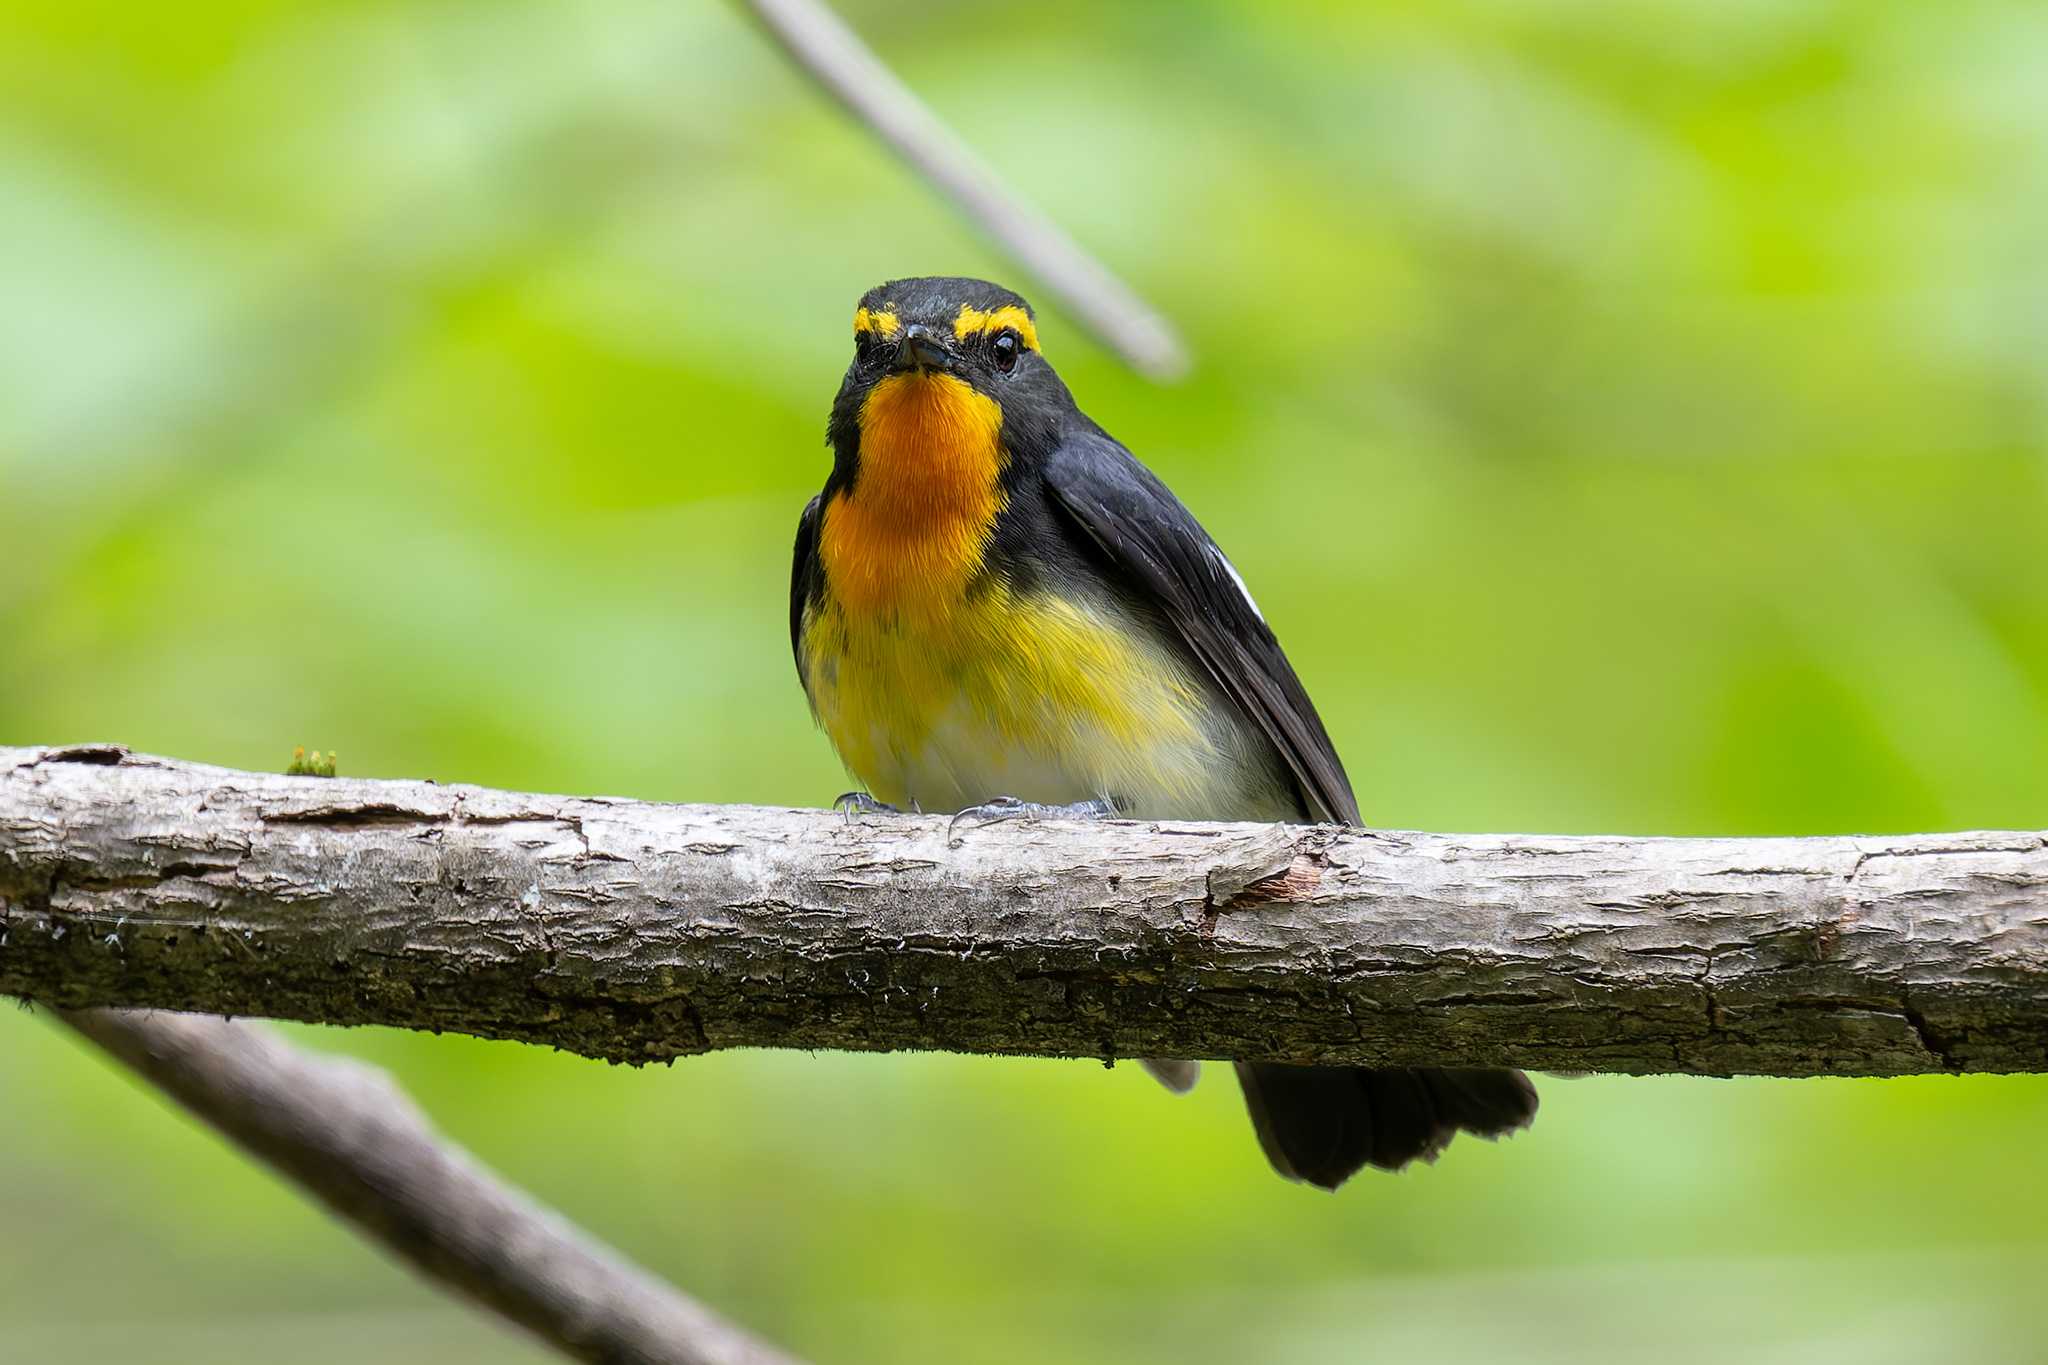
[57,1008,799,1365]
[736,0,1191,380]
[5,745,2045,1076]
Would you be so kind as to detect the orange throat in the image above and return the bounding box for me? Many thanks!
[819,371,1006,618]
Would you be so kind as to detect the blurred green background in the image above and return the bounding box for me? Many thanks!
[4,0,2047,1361]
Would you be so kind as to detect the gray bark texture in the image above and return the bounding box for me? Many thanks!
[5,745,2046,1076]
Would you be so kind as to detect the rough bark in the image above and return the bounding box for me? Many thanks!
[60,1008,798,1365]
[4,745,2046,1076]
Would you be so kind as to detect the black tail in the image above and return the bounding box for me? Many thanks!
[1235,1064,1538,1190]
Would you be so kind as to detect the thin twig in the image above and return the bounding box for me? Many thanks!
[738,0,1191,379]
[58,1008,801,1365]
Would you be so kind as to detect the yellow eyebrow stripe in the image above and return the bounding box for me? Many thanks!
[853,306,900,337]
[953,304,1039,352]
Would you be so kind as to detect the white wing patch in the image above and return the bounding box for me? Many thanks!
[1209,546,1265,623]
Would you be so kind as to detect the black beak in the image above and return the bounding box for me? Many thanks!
[892,324,951,373]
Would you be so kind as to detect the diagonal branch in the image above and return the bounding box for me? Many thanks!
[59,1008,800,1365]
[737,0,1190,380]
[4,745,2047,1077]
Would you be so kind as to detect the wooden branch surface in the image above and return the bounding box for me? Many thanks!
[5,746,2045,1077]
[60,1008,799,1365]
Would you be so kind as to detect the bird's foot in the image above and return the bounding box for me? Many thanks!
[947,796,1117,835]
[832,791,902,819]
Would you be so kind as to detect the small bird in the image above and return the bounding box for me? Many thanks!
[790,276,1536,1188]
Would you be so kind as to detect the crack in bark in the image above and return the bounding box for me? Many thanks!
[264,803,449,828]
[32,744,133,767]
[1897,996,1960,1070]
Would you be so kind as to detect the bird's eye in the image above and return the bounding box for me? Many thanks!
[990,329,1021,373]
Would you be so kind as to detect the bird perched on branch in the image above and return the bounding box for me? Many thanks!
[790,276,1536,1188]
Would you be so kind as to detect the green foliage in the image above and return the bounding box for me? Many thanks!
[284,745,337,778]
[2,1,2046,1362]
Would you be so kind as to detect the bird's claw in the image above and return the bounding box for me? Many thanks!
[833,791,901,819]
[947,796,1116,835]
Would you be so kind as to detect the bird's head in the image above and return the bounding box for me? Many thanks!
[826,276,1072,480]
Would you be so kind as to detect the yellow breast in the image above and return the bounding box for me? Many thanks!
[803,580,1236,815]
[804,366,1287,818]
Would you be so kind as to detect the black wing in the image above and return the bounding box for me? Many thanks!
[1042,428,1360,825]
[789,494,823,686]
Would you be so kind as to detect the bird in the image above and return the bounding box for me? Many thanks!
[789,276,1537,1188]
